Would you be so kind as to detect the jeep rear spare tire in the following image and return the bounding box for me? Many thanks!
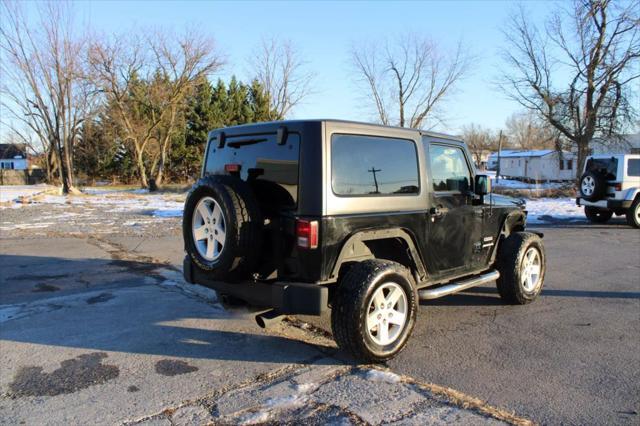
[183,176,262,282]
[580,171,606,201]
[331,259,417,363]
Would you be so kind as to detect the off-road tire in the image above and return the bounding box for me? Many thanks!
[579,171,606,201]
[183,176,262,282]
[584,206,613,223]
[331,259,418,363]
[626,197,640,228]
[496,232,546,305]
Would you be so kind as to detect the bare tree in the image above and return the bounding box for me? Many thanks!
[461,124,499,168]
[89,30,223,188]
[504,112,557,150]
[0,0,95,193]
[251,37,314,120]
[499,0,640,174]
[351,33,471,129]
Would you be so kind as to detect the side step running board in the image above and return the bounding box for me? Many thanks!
[418,270,500,300]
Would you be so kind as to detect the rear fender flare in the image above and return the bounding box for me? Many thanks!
[330,228,427,284]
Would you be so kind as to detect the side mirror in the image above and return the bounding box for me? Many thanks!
[475,174,491,195]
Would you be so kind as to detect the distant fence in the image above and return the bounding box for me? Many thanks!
[0,169,46,185]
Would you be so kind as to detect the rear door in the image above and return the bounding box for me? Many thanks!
[424,142,484,277]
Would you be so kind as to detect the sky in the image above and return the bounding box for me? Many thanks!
[7,0,554,138]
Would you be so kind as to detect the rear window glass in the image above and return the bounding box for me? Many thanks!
[331,134,419,196]
[627,159,640,177]
[586,158,618,179]
[205,133,300,207]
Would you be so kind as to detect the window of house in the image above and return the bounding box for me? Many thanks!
[559,159,565,170]
[331,134,420,196]
[429,145,471,192]
[567,159,573,170]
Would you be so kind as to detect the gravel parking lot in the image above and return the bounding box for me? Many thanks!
[1,190,638,425]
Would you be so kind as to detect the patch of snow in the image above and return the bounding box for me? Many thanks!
[152,209,183,218]
[485,171,566,190]
[294,382,317,393]
[27,191,184,212]
[0,222,54,231]
[0,185,54,204]
[238,410,271,425]
[525,197,585,223]
[264,394,307,409]
[82,188,117,195]
[364,369,402,384]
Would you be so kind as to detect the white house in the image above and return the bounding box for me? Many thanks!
[487,150,520,170]
[0,144,28,170]
[497,150,577,182]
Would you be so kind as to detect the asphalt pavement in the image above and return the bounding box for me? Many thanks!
[0,234,513,425]
[302,221,640,424]
[1,215,638,424]
[392,223,640,424]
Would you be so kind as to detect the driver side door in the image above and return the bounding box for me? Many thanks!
[425,143,484,279]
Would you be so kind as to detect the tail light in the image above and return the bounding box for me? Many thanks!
[614,183,622,191]
[296,219,318,249]
[224,163,241,173]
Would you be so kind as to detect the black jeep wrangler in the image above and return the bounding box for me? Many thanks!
[182,120,546,362]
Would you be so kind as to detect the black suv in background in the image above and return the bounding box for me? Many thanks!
[182,120,546,362]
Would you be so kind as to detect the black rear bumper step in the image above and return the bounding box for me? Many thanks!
[576,197,633,209]
[183,256,328,315]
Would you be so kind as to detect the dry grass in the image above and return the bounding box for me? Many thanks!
[494,186,576,199]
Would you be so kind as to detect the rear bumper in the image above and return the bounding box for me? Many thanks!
[576,197,633,209]
[183,256,328,315]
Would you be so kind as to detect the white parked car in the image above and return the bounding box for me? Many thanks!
[576,154,640,228]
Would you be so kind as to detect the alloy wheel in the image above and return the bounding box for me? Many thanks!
[192,196,226,261]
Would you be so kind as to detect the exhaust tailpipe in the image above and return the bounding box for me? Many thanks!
[255,310,285,329]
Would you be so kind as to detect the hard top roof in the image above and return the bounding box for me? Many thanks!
[208,119,462,143]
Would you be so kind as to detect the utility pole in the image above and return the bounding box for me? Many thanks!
[368,167,381,194]
[496,130,503,184]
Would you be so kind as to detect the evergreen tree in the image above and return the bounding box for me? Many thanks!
[249,79,271,122]
[79,75,276,184]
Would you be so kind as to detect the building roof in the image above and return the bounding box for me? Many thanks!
[489,149,576,159]
[499,149,555,158]
[0,144,26,159]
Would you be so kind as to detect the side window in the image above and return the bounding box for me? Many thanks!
[331,134,420,196]
[429,145,472,193]
[628,159,640,177]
